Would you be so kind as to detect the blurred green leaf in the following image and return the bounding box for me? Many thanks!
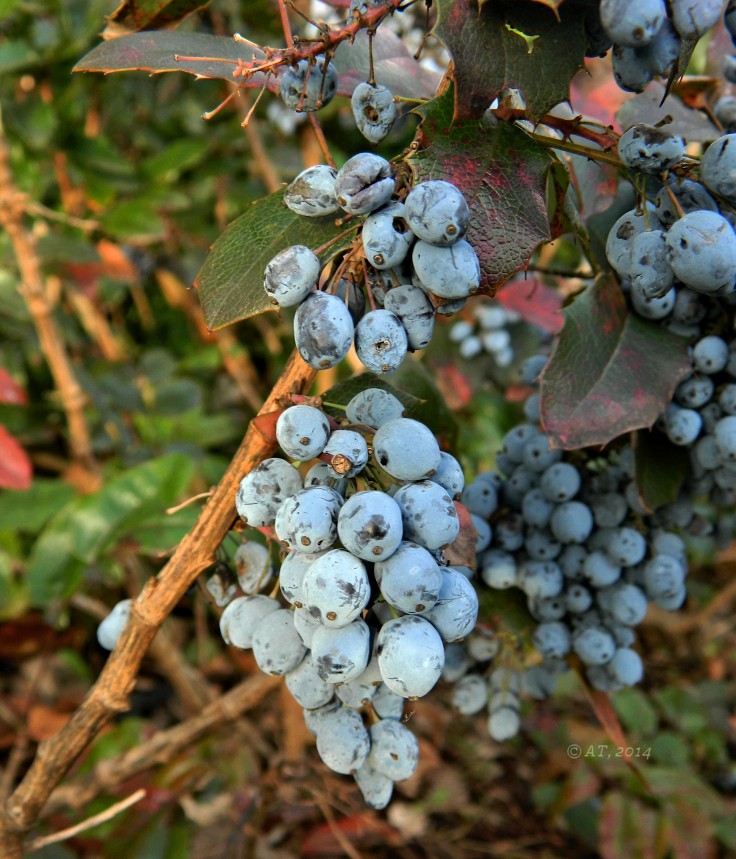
[0,39,40,74]
[27,454,195,605]
[612,688,659,738]
[653,687,710,736]
[142,138,210,180]
[0,479,77,533]
[195,191,357,330]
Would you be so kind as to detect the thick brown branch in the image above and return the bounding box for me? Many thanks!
[0,123,96,469]
[0,349,316,857]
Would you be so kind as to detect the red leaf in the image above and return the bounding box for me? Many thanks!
[0,369,27,406]
[302,813,401,855]
[0,426,32,490]
[496,277,563,333]
[539,276,692,450]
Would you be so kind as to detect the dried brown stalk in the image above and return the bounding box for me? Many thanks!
[42,673,278,817]
[0,349,316,857]
[0,119,96,470]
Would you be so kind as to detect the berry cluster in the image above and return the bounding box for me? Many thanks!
[461,355,695,707]
[607,129,736,312]
[220,387,476,807]
[266,156,479,375]
[585,0,733,94]
[449,301,522,366]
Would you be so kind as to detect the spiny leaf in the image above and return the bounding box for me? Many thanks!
[633,429,690,512]
[408,85,555,293]
[73,31,271,89]
[539,276,692,450]
[434,0,587,121]
[195,191,358,331]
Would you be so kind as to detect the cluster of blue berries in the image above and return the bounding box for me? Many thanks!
[449,301,521,366]
[221,387,476,807]
[265,156,479,375]
[458,357,690,722]
[584,0,734,94]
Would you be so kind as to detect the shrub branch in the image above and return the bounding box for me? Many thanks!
[0,349,316,857]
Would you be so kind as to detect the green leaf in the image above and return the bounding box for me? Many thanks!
[387,361,459,449]
[27,454,195,605]
[100,199,166,241]
[611,688,659,738]
[142,138,211,180]
[73,31,268,86]
[408,85,554,293]
[320,365,457,448]
[0,40,40,74]
[633,429,690,512]
[539,276,692,450]
[434,0,587,121]
[320,372,423,418]
[106,0,211,33]
[195,191,357,330]
[653,687,709,736]
[0,480,77,534]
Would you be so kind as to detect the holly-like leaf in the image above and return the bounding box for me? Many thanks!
[408,85,555,293]
[434,0,587,121]
[0,426,32,491]
[195,191,357,330]
[105,0,209,35]
[539,276,692,450]
[73,32,272,90]
[633,429,690,512]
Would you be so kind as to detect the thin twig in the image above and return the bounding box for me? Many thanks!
[26,790,146,852]
[0,349,316,857]
[307,114,337,168]
[42,674,278,816]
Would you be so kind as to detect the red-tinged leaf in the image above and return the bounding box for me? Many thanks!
[432,362,474,410]
[408,85,555,294]
[443,502,477,570]
[0,426,32,490]
[333,28,441,100]
[662,802,718,859]
[65,239,139,295]
[539,276,692,450]
[73,32,272,90]
[633,429,690,512]
[435,0,587,121]
[302,813,401,855]
[0,370,27,406]
[105,0,208,35]
[496,277,563,333]
[599,793,660,859]
[569,56,630,129]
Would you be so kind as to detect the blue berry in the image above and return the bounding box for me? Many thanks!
[404,180,471,247]
[294,291,355,370]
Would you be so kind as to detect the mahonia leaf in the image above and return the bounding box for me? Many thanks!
[539,276,692,450]
[195,192,357,330]
[633,429,690,512]
[435,0,587,121]
[408,85,555,293]
[74,32,271,89]
[105,0,209,36]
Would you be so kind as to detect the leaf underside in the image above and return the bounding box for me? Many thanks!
[408,85,554,293]
[539,276,692,450]
[105,0,209,34]
[195,192,357,331]
[434,0,587,121]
